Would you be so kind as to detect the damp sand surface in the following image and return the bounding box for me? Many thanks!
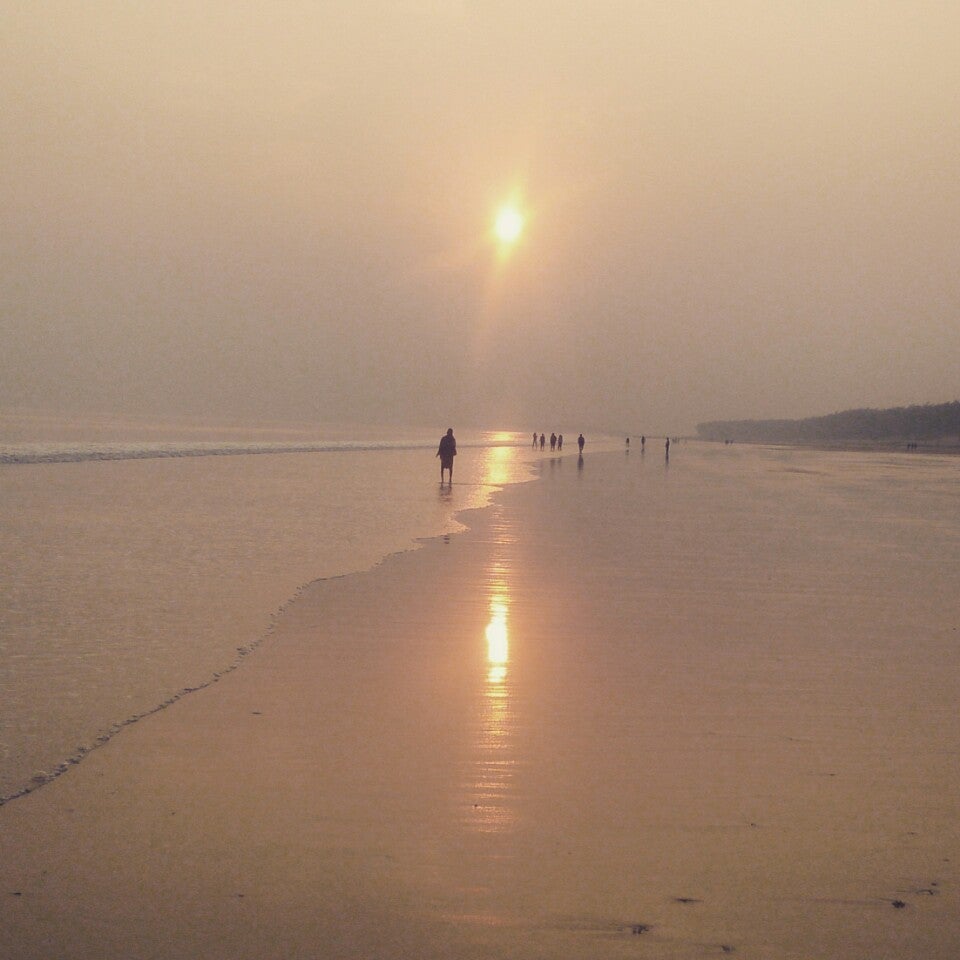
[0,425,540,800]
[2,443,959,959]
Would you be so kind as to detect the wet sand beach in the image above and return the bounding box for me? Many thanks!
[2,444,959,958]
[0,429,538,802]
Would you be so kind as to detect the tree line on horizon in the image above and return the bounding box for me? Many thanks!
[696,400,960,444]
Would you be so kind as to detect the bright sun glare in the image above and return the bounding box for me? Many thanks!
[494,205,524,244]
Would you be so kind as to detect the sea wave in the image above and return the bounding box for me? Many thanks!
[0,436,524,465]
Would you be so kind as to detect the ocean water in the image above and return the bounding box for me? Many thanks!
[0,414,617,802]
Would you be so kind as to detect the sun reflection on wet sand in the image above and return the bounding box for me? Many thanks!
[470,574,518,833]
[476,437,531,489]
[465,452,522,835]
[486,597,508,670]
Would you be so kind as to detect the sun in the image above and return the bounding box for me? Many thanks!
[494,204,524,244]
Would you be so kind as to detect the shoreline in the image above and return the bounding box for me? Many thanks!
[0,438,543,802]
[0,486,505,810]
[698,437,960,456]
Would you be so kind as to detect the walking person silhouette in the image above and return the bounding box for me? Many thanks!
[437,428,457,484]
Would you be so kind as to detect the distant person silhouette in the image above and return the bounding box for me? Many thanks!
[665,437,670,460]
[540,433,546,450]
[532,432,538,448]
[437,428,457,483]
[641,435,645,452]
[557,434,563,450]
[577,433,585,453]
[550,432,557,451]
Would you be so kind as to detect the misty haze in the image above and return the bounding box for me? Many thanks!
[2,3,958,433]
[2,5,959,960]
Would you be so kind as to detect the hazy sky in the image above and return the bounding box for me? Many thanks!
[3,2,958,434]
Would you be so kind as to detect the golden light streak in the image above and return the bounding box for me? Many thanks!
[485,598,509,667]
